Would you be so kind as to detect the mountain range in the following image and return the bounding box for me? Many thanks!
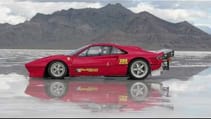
[0,3,211,50]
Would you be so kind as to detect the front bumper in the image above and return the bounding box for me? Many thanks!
[25,63,45,78]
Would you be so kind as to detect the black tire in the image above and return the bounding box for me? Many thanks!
[128,59,150,80]
[47,61,67,79]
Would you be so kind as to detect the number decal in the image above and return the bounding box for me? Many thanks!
[119,95,128,102]
[119,58,128,64]
[76,86,98,91]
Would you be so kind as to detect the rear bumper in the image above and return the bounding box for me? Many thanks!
[162,61,170,70]
[151,64,163,76]
[161,49,174,70]
[151,61,171,76]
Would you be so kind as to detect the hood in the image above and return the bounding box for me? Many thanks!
[25,54,68,67]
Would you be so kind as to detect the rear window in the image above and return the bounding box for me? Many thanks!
[111,47,126,54]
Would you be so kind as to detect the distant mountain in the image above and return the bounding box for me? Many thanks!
[0,3,211,50]
[197,26,211,34]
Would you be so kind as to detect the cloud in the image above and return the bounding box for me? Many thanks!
[0,0,102,24]
[129,2,209,23]
[194,23,211,28]
[0,5,26,24]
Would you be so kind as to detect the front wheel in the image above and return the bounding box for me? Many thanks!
[47,61,67,79]
[128,59,150,80]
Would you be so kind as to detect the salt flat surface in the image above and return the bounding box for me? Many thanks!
[0,49,211,117]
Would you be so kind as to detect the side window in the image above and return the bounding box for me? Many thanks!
[79,46,122,56]
[87,46,102,56]
[79,49,88,56]
[111,47,125,54]
[79,46,102,56]
[101,46,112,55]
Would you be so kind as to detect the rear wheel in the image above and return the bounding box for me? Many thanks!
[47,61,67,79]
[129,59,150,80]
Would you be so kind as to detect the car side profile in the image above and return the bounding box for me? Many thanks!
[25,43,174,80]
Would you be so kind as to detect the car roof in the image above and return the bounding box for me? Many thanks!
[89,43,121,47]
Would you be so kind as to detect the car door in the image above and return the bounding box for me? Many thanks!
[71,46,117,76]
[106,47,128,76]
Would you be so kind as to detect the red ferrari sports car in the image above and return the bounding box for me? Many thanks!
[25,43,174,80]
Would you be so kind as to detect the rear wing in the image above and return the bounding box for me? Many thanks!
[157,49,174,70]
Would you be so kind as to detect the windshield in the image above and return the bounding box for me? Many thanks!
[65,45,89,55]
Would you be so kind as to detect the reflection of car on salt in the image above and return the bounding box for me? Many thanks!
[25,78,173,112]
[25,43,174,80]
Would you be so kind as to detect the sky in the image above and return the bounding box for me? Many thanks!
[0,0,211,32]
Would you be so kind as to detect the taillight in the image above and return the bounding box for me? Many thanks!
[156,55,163,60]
[167,57,172,61]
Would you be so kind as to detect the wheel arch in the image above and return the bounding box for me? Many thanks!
[44,60,69,78]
